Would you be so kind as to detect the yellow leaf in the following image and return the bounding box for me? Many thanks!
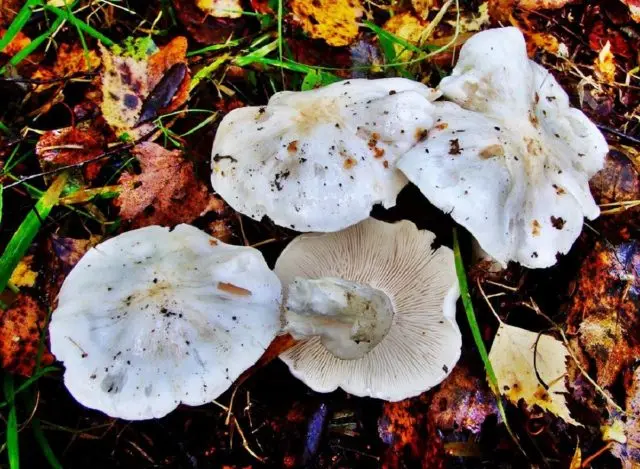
[447,2,490,33]
[290,0,363,47]
[569,444,581,469]
[488,323,582,426]
[602,419,627,444]
[9,255,38,288]
[595,41,616,84]
[412,0,437,19]
[195,0,243,19]
[383,13,424,61]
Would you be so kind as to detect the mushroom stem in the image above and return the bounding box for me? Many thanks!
[283,277,394,360]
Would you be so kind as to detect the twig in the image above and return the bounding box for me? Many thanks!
[597,125,640,145]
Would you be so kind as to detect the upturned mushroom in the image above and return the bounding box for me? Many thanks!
[274,218,461,401]
[211,78,439,232]
[397,27,608,268]
[49,224,281,420]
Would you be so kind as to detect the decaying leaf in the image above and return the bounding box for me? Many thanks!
[100,37,190,136]
[195,0,242,18]
[54,43,100,76]
[9,255,38,288]
[378,393,446,469]
[0,294,54,377]
[290,0,363,47]
[429,363,498,433]
[595,41,616,84]
[35,123,108,182]
[489,323,581,426]
[489,0,574,21]
[566,239,639,388]
[412,0,439,19]
[0,29,30,56]
[116,142,218,227]
[606,366,640,467]
[447,2,490,33]
[621,0,640,22]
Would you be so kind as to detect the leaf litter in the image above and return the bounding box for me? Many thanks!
[0,0,639,467]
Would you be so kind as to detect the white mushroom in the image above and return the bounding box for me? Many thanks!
[49,224,281,420]
[274,218,461,401]
[397,27,608,268]
[211,78,439,232]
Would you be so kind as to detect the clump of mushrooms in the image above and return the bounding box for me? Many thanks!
[49,224,281,420]
[274,218,461,401]
[211,78,439,232]
[397,27,607,268]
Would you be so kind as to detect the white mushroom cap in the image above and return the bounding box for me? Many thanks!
[49,224,281,420]
[274,218,461,401]
[211,78,439,232]
[397,27,607,268]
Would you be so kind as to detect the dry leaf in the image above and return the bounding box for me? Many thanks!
[195,0,242,18]
[290,0,363,47]
[412,0,438,19]
[447,2,490,33]
[100,37,190,136]
[595,41,616,84]
[53,43,100,76]
[489,323,581,426]
[36,123,107,182]
[489,0,574,21]
[116,142,218,227]
[621,0,640,22]
[429,363,498,433]
[9,255,38,288]
[0,294,54,377]
[569,444,582,469]
[566,239,639,388]
[0,29,30,56]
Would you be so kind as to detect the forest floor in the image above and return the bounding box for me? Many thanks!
[0,0,639,467]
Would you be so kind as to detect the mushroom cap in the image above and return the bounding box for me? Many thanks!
[49,224,281,420]
[274,218,461,401]
[211,78,439,232]
[397,27,607,268]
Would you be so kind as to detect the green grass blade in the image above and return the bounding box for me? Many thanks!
[4,374,19,469]
[0,0,41,54]
[43,5,114,46]
[32,418,63,469]
[0,16,64,74]
[0,173,68,294]
[0,185,3,225]
[363,20,426,56]
[452,229,526,456]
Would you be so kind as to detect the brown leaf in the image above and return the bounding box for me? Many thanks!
[621,0,640,22]
[566,239,640,388]
[35,123,108,182]
[0,29,30,56]
[290,0,364,47]
[115,142,218,228]
[195,0,242,18]
[53,43,100,76]
[173,0,244,44]
[429,363,498,433]
[489,0,575,21]
[378,394,446,469]
[0,294,54,377]
[0,0,22,27]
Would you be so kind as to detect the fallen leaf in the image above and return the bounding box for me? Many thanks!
[447,2,490,33]
[569,444,582,469]
[35,122,108,182]
[0,294,54,377]
[526,31,560,56]
[595,41,616,84]
[382,12,424,62]
[566,239,639,388]
[607,366,640,467]
[0,0,21,27]
[100,36,190,136]
[489,323,581,426]
[379,393,446,469]
[9,255,38,288]
[0,29,30,56]
[196,0,242,18]
[53,43,100,76]
[173,0,243,44]
[290,0,364,47]
[115,142,218,227]
[429,363,498,433]
[412,0,439,19]
[621,0,640,22]
[489,0,574,20]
